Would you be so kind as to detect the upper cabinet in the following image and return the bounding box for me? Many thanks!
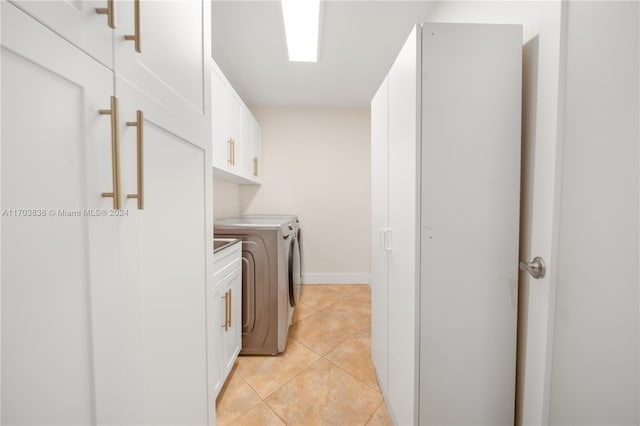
[251,115,263,183]
[211,60,263,184]
[9,0,115,68]
[114,0,208,144]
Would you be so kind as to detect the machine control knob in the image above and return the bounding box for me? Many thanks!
[288,224,294,231]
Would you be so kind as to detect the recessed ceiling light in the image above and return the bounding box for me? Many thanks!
[281,0,320,62]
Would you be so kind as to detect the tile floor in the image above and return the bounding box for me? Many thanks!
[216,284,394,426]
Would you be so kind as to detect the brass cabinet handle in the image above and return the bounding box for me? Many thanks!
[95,0,115,29]
[222,291,229,331]
[253,157,258,176]
[99,96,122,209]
[126,110,144,209]
[228,289,232,328]
[227,139,232,165]
[231,139,236,166]
[124,0,141,52]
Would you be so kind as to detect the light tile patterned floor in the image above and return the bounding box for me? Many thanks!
[216,284,393,426]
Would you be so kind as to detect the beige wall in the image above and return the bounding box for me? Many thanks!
[227,106,370,283]
[213,178,241,220]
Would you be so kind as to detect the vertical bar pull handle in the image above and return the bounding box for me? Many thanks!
[227,139,232,165]
[228,289,232,328]
[222,291,229,331]
[95,0,115,29]
[231,139,236,166]
[126,110,144,209]
[99,96,122,209]
[124,0,141,52]
[253,157,258,176]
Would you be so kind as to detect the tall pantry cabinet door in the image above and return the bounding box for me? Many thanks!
[1,3,121,424]
[115,0,208,145]
[116,77,210,425]
[370,76,390,397]
[387,25,419,426]
[10,0,114,68]
[419,24,521,425]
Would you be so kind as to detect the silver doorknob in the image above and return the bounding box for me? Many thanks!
[519,257,546,279]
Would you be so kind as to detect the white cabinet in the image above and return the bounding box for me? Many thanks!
[250,116,263,183]
[370,75,390,401]
[116,76,210,425]
[1,2,212,424]
[209,241,242,399]
[370,23,522,426]
[211,60,263,184]
[220,266,242,374]
[10,0,115,68]
[1,6,118,423]
[114,0,209,144]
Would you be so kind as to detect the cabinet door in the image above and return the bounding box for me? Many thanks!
[226,85,243,173]
[238,104,253,178]
[212,64,230,170]
[251,117,263,182]
[116,76,209,425]
[10,0,114,68]
[208,283,225,399]
[228,266,243,371]
[387,26,419,426]
[220,266,242,376]
[115,0,208,145]
[370,76,389,397]
[1,3,120,424]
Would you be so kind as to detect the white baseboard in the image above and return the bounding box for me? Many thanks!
[302,273,371,285]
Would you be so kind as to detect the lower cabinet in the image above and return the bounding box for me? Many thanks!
[209,241,243,399]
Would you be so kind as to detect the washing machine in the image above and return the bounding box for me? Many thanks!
[214,216,301,355]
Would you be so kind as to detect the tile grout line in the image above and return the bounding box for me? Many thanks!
[221,285,378,425]
[261,357,328,424]
[322,353,383,394]
[219,373,263,426]
[363,400,386,425]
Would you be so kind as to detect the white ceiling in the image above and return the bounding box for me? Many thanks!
[212,1,438,107]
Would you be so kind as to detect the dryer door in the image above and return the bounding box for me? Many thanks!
[288,237,301,307]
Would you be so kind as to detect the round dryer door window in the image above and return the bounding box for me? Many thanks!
[288,237,301,307]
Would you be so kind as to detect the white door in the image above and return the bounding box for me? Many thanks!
[1,3,119,423]
[516,27,558,425]
[116,77,209,425]
[10,0,114,68]
[370,76,389,397]
[386,26,418,426]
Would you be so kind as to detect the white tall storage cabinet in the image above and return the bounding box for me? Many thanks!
[371,23,522,425]
[2,1,213,424]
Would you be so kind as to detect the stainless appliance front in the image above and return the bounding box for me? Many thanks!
[214,217,295,355]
